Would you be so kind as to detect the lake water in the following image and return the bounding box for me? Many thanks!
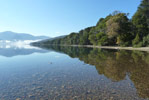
[0,45,149,100]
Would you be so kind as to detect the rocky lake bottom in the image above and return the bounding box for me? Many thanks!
[0,45,149,100]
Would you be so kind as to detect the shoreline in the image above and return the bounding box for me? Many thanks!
[60,45,149,52]
[32,43,149,52]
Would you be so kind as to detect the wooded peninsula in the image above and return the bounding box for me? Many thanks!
[35,0,149,47]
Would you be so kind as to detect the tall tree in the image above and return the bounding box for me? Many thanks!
[106,13,132,46]
[132,0,149,39]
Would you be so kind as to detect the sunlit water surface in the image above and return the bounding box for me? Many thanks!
[0,45,149,100]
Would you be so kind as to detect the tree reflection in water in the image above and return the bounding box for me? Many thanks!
[39,45,149,99]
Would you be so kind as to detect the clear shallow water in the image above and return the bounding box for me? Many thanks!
[0,45,149,100]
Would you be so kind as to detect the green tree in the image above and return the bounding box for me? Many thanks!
[106,13,132,46]
[132,0,149,39]
[143,34,149,46]
[132,34,143,47]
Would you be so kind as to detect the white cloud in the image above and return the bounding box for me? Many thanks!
[0,40,41,49]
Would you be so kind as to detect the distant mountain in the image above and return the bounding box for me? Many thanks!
[0,31,50,41]
[41,35,66,42]
[31,35,66,45]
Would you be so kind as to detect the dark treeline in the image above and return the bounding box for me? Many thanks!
[37,0,149,47]
[40,45,149,98]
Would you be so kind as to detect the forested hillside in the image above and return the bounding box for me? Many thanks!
[36,0,149,47]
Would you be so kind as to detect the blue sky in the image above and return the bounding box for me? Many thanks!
[0,0,141,37]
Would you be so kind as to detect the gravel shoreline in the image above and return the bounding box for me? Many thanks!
[62,45,149,52]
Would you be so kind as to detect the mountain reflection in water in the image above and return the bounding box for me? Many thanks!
[0,44,49,57]
[40,45,149,99]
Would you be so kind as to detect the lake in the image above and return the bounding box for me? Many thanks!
[0,45,149,100]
